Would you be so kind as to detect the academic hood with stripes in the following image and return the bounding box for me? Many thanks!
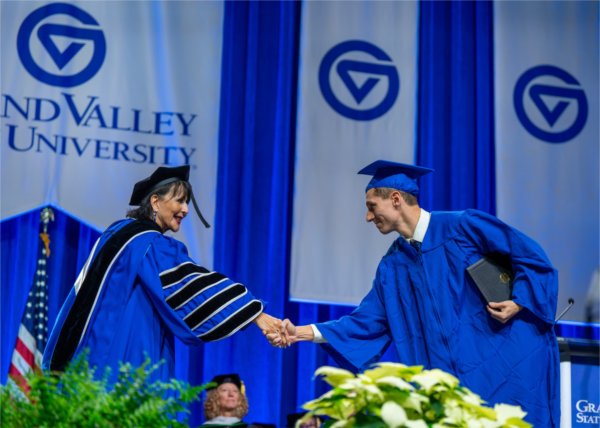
[43,218,263,382]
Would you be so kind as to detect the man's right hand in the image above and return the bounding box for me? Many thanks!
[266,319,314,347]
[254,312,289,347]
[487,300,522,323]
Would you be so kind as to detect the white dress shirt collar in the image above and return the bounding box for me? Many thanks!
[407,208,430,243]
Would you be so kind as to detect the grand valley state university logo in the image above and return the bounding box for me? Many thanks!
[17,2,106,87]
[319,40,399,121]
[513,65,588,144]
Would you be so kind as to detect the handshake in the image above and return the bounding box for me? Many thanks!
[253,313,313,348]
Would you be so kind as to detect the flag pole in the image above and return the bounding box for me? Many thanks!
[7,206,54,393]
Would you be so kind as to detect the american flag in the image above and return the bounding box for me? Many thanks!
[8,207,54,393]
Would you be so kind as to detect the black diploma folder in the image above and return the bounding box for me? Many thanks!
[466,256,513,303]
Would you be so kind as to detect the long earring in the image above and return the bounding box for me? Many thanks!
[152,211,157,222]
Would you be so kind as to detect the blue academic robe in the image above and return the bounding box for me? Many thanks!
[43,218,263,383]
[316,209,560,427]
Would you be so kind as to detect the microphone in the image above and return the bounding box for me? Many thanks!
[555,298,575,321]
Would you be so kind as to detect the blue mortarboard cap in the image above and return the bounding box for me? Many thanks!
[358,160,434,196]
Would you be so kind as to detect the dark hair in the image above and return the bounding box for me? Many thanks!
[373,187,418,206]
[126,180,191,221]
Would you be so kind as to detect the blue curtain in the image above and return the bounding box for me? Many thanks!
[203,0,312,425]
[417,0,496,213]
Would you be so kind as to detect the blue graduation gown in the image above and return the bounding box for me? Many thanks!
[316,209,560,427]
[43,219,263,383]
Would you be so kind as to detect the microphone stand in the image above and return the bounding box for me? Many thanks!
[556,298,575,322]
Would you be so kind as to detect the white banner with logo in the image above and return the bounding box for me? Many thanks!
[1,1,224,263]
[494,1,599,322]
[290,1,418,304]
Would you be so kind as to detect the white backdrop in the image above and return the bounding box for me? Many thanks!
[1,1,224,264]
[494,1,599,321]
[290,1,418,304]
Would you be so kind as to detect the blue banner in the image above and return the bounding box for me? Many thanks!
[291,0,418,304]
[494,1,599,321]
[1,1,224,264]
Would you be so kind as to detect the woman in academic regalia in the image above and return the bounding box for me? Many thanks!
[199,374,249,427]
[43,165,284,384]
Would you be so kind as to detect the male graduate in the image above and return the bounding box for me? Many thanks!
[273,161,560,427]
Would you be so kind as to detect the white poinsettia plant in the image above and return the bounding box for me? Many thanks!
[300,363,532,428]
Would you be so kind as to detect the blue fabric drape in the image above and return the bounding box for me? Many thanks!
[208,1,304,425]
[417,0,496,213]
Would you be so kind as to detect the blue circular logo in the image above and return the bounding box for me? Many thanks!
[319,40,399,121]
[513,65,588,143]
[17,3,106,88]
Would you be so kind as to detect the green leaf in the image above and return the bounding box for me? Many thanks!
[353,412,387,427]
[504,417,533,428]
[314,366,356,387]
[363,363,423,382]
[0,351,206,428]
